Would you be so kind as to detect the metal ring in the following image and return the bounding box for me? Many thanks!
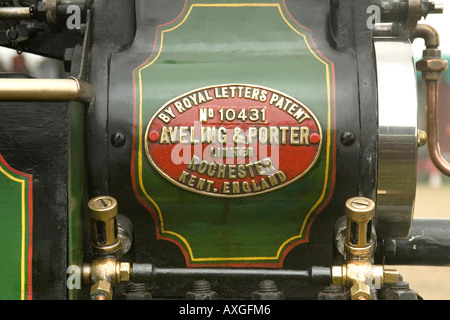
[374,38,418,239]
[406,0,421,30]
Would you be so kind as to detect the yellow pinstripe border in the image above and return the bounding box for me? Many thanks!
[136,2,332,262]
[0,165,27,299]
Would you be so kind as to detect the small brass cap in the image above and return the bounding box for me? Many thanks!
[418,130,427,147]
[88,196,118,221]
[345,197,375,223]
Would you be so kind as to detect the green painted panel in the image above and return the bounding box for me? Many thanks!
[68,101,88,300]
[133,0,335,266]
[0,154,32,300]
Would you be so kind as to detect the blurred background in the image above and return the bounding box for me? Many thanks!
[402,5,450,300]
[0,3,448,300]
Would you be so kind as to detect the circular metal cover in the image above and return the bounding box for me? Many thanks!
[374,38,418,239]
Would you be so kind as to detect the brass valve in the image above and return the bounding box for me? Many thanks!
[332,263,399,300]
[344,197,376,260]
[88,196,122,256]
[85,196,134,300]
[83,257,131,300]
[332,197,399,300]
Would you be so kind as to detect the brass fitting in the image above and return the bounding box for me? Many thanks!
[332,197,399,300]
[344,197,375,260]
[332,263,398,288]
[90,280,113,301]
[83,257,131,300]
[332,262,399,300]
[350,282,371,301]
[88,196,122,256]
[84,196,134,300]
[416,49,448,81]
[418,130,427,147]
[411,24,450,177]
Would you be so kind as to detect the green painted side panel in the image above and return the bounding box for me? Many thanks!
[133,0,335,266]
[0,155,32,300]
[68,101,88,300]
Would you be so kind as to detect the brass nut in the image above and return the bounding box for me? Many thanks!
[383,269,399,284]
[417,57,448,80]
[331,265,346,287]
[91,280,113,300]
[416,57,448,72]
[350,282,371,300]
[119,262,131,282]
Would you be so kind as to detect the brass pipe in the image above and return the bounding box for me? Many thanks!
[0,77,94,103]
[410,24,440,48]
[412,24,450,177]
[0,7,32,20]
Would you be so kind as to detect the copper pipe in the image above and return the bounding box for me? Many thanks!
[0,77,94,103]
[426,80,450,176]
[410,24,440,47]
[411,24,450,177]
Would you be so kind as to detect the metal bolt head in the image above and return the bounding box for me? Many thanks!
[186,280,218,300]
[383,281,417,300]
[383,269,399,284]
[119,262,131,282]
[416,57,448,72]
[252,280,284,300]
[111,132,126,148]
[340,131,356,146]
[350,282,371,301]
[417,54,448,81]
[91,280,113,300]
[6,29,19,41]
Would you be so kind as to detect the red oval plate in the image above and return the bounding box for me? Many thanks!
[145,84,322,197]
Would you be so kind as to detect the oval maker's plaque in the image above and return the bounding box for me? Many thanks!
[145,84,322,198]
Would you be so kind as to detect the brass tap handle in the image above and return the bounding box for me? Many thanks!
[344,197,376,259]
[88,196,122,256]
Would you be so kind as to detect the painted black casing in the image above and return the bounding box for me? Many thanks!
[88,0,377,298]
[0,75,69,299]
